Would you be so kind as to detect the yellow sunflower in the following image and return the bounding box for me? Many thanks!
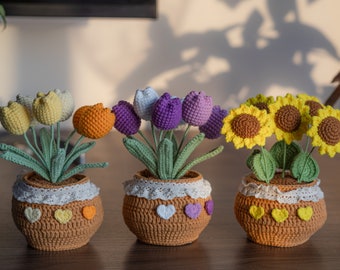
[307,106,340,157]
[221,104,273,149]
[297,93,324,116]
[268,94,310,144]
[245,94,274,113]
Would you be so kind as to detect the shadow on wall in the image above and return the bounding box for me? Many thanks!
[115,0,340,106]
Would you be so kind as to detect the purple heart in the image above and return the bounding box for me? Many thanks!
[205,200,214,215]
[184,203,202,219]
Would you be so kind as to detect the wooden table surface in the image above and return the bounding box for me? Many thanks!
[0,131,339,270]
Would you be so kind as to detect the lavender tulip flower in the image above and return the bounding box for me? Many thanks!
[182,91,213,126]
[112,101,141,135]
[199,105,228,139]
[133,87,159,121]
[151,93,182,130]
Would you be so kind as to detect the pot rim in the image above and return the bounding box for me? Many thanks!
[134,169,202,184]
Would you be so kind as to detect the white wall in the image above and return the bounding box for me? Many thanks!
[1,0,339,116]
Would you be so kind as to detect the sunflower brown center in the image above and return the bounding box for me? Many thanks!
[275,105,301,132]
[254,102,270,113]
[231,113,261,138]
[318,116,340,145]
[305,100,323,116]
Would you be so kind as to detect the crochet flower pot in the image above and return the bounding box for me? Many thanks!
[0,89,115,251]
[234,172,327,247]
[221,93,340,247]
[122,170,213,246]
[12,172,104,251]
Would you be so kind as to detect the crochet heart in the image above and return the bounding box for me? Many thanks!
[185,203,202,219]
[249,205,265,220]
[82,206,97,220]
[205,200,214,215]
[297,206,313,221]
[54,209,73,224]
[24,207,41,223]
[271,208,289,223]
[156,204,176,220]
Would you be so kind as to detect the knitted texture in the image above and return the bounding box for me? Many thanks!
[151,93,182,130]
[199,105,228,139]
[11,173,104,251]
[112,101,141,135]
[122,170,212,246]
[133,87,159,120]
[0,102,31,135]
[33,91,62,125]
[54,89,75,121]
[182,91,213,126]
[74,103,115,139]
[234,174,327,247]
[16,94,38,127]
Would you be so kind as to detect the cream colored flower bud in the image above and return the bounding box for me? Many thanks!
[33,91,62,125]
[0,101,31,135]
[53,89,75,121]
[16,94,39,127]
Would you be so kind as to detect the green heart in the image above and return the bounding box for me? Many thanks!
[249,205,265,220]
[271,208,289,223]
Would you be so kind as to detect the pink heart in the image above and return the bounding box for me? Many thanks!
[205,200,214,215]
[184,203,202,219]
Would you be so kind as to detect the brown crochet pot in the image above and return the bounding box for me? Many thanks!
[234,173,327,247]
[122,170,213,246]
[12,172,104,251]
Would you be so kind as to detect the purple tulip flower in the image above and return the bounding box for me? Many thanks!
[182,91,213,126]
[133,87,159,121]
[151,93,182,130]
[199,105,228,139]
[112,101,141,135]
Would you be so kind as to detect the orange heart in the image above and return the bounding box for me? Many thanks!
[82,206,96,220]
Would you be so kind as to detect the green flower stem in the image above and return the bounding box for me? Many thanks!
[64,129,77,153]
[67,135,85,159]
[23,131,47,168]
[151,124,158,149]
[177,124,191,154]
[137,130,156,153]
[57,122,61,150]
[281,141,286,178]
[305,135,311,153]
[49,125,55,163]
[30,127,45,163]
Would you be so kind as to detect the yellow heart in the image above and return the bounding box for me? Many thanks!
[271,208,289,223]
[54,209,72,224]
[82,206,96,220]
[249,205,265,220]
[297,206,313,221]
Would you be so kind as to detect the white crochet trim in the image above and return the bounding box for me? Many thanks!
[238,178,324,204]
[12,175,100,206]
[123,178,212,200]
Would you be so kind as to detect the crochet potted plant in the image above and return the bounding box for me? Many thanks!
[112,87,227,246]
[221,93,339,247]
[0,89,115,251]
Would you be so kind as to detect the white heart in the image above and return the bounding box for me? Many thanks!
[156,204,176,220]
[24,207,41,223]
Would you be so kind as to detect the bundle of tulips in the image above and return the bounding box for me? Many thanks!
[0,89,114,251]
[112,87,227,246]
[112,87,227,180]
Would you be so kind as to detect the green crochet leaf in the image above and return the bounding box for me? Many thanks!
[164,131,178,157]
[0,143,49,180]
[172,133,205,179]
[246,149,261,169]
[39,127,56,168]
[123,137,158,177]
[175,145,224,179]
[270,140,301,170]
[59,162,108,182]
[62,141,95,173]
[157,138,174,179]
[50,148,66,183]
[251,148,276,183]
[291,152,319,183]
